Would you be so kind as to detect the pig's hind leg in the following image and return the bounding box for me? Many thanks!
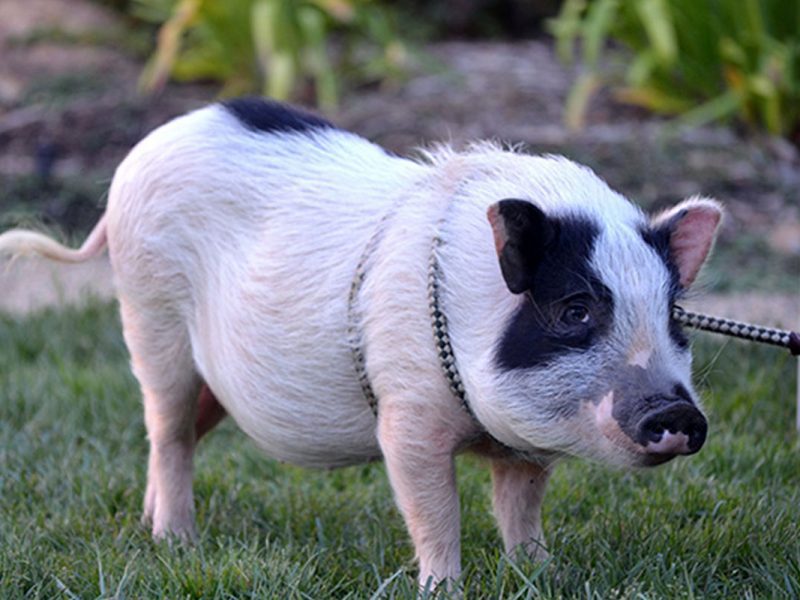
[490,459,551,561]
[195,384,227,441]
[119,298,202,542]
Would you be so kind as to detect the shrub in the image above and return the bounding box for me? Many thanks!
[550,0,800,143]
[133,0,405,109]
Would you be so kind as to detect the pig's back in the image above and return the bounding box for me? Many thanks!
[107,102,428,467]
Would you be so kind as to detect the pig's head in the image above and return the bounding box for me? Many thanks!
[476,192,722,468]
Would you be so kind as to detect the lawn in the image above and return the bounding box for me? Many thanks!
[1,301,798,598]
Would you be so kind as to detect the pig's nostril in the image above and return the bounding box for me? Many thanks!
[637,403,707,455]
[644,423,664,443]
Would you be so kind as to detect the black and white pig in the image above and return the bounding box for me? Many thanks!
[0,98,721,587]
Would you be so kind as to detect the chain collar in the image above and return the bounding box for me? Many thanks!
[427,227,475,417]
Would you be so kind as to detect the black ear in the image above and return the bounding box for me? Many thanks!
[486,199,556,294]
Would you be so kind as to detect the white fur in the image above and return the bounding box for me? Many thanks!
[0,104,721,586]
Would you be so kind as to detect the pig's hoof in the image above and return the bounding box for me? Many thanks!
[141,483,156,526]
[152,519,198,545]
[513,539,549,563]
[528,544,550,563]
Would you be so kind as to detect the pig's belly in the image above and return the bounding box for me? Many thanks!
[190,281,383,469]
[184,195,390,468]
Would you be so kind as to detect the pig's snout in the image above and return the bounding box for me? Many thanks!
[636,400,707,460]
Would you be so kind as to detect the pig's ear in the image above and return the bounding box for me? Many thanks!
[649,197,723,289]
[487,199,556,294]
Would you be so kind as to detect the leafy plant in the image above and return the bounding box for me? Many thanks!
[133,0,405,109]
[550,0,800,143]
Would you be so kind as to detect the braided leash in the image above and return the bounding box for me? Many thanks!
[671,306,800,356]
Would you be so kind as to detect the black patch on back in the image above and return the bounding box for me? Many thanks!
[222,97,335,135]
[495,216,614,370]
[641,223,688,349]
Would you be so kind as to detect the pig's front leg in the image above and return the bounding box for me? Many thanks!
[490,459,551,560]
[377,401,466,589]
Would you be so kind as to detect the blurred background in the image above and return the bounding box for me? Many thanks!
[0,0,797,323]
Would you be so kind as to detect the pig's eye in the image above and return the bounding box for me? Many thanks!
[562,303,591,326]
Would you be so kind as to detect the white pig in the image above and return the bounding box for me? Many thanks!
[0,98,721,587]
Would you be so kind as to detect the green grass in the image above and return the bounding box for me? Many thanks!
[1,302,798,598]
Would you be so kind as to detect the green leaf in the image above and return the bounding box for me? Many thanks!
[584,0,619,67]
[564,71,601,130]
[251,0,276,80]
[627,49,658,86]
[674,90,741,128]
[298,5,337,109]
[635,0,677,66]
[548,0,588,64]
[615,85,694,114]
[266,51,296,100]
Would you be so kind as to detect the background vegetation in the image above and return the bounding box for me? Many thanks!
[551,0,800,142]
[132,0,405,109]
[122,0,800,144]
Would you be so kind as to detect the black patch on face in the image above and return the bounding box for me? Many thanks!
[640,221,689,349]
[495,216,614,370]
[222,97,335,135]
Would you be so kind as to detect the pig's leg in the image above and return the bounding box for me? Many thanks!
[195,384,227,441]
[377,402,463,588]
[120,300,200,541]
[490,459,550,560]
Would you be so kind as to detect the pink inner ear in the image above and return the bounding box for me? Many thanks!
[486,203,508,256]
[671,206,721,288]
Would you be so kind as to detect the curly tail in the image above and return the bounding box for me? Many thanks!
[0,214,108,263]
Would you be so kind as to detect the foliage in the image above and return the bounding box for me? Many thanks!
[550,0,800,142]
[1,300,799,597]
[133,0,405,109]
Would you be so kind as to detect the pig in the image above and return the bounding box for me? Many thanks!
[0,98,721,588]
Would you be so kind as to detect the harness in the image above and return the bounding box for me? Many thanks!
[347,205,481,424]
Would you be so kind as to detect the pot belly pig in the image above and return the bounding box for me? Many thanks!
[0,98,722,587]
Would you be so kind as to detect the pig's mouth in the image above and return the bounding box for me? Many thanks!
[638,451,679,467]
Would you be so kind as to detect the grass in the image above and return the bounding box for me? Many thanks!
[1,301,798,598]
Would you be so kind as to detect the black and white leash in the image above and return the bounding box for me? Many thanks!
[672,306,800,356]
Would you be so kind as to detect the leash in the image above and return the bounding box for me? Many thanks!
[671,306,800,356]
